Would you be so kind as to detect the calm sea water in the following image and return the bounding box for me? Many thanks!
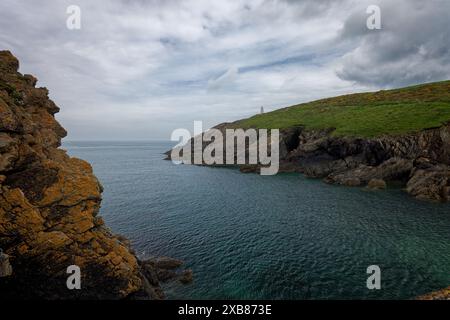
[64,140,450,300]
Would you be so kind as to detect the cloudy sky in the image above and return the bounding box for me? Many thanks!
[1,0,449,140]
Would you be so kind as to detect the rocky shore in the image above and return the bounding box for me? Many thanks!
[167,120,450,202]
[0,51,190,299]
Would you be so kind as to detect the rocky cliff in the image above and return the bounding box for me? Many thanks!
[0,51,189,299]
[276,123,450,202]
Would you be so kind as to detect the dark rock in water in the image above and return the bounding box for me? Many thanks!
[367,179,387,190]
[140,257,192,286]
[157,269,178,282]
[151,256,184,270]
[179,269,194,284]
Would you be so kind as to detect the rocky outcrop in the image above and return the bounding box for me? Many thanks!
[366,178,387,190]
[407,164,450,202]
[0,51,188,299]
[417,286,450,300]
[285,125,450,201]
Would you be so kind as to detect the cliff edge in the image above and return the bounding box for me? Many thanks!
[0,51,182,299]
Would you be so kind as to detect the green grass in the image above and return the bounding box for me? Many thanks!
[232,80,450,137]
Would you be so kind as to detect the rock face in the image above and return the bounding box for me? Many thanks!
[0,51,187,299]
[417,286,450,300]
[167,116,450,203]
[286,125,450,201]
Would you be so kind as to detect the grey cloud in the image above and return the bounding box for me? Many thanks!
[336,0,450,87]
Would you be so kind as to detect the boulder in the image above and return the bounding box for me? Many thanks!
[406,165,450,202]
[367,178,387,190]
[179,269,194,284]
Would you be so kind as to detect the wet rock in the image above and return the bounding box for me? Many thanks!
[140,257,191,285]
[406,165,450,202]
[367,178,387,190]
[339,177,361,187]
[151,256,184,270]
[179,269,194,284]
[157,269,178,282]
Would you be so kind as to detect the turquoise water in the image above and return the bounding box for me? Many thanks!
[64,141,450,300]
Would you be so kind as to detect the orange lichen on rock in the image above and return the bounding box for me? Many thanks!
[417,286,450,300]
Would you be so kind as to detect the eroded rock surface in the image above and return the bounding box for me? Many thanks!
[0,51,186,299]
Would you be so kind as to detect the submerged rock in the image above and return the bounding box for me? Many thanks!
[140,257,193,287]
[179,269,194,284]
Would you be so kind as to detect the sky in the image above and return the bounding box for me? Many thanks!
[1,0,449,140]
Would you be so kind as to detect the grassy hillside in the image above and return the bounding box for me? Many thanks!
[232,80,450,137]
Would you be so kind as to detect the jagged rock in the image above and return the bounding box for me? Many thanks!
[0,50,170,299]
[150,256,184,270]
[140,257,192,287]
[406,165,450,202]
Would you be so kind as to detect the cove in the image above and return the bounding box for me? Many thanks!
[64,140,450,300]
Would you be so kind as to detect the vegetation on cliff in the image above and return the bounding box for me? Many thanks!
[233,81,450,137]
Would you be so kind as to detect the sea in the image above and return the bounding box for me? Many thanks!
[64,140,450,300]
